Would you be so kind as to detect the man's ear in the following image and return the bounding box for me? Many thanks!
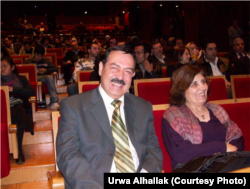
[98,61,103,77]
[202,50,205,55]
[145,52,150,59]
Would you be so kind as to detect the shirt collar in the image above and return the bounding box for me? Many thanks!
[98,84,124,108]
[204,55,218,66]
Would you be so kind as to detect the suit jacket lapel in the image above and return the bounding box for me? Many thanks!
[90,88,114,143]
[124,95,136,147]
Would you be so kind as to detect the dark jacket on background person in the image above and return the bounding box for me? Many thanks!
[25,57,58,75]
[224,52,250,75]
[195,56,231,81]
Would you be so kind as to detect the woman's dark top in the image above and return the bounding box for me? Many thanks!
[162,109,245,169]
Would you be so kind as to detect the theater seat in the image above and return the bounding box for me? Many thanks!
[1,86,18,165]
[134,78,172,105]
[78,81,100,93]
[206,75,228,101]
[231,75,250,99]
[77,70,93,82]
[152,104,172,173]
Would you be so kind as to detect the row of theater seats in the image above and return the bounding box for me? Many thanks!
[47,98,250,188]
[1,75,250,183]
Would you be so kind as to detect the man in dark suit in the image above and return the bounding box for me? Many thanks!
[62,40,85,84]
[148,39,170,67]
[56,45,163,188]
[224,37,250,75]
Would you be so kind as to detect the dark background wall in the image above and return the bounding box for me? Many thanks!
[1,1,249,51]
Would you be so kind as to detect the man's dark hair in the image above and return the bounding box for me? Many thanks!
[24,40,32,46]
[173,37,183,46]
[102,45,135,68]
[201,39,217,51]
[135,42,150,54]
[151,39,161,49]
[34,45,45,55]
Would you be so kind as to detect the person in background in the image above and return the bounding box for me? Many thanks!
[57,45,163,188]
[162,65,244,170]
[24,45,59,110]
[228,18,244,50]
[166,47,191,77]
[62,41,85,85]
[67,42,100,96]
[1,56,35,164]
[185,42,202,64]
[19,40,34,56]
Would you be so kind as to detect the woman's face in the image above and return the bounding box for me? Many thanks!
[185,73,208,107]
[1,60,14,76]
[189,44,199,57]
[180,48,191,64]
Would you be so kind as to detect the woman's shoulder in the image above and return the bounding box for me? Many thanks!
[163,105,182,118]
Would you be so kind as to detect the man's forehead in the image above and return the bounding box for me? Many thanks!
[207,43,216,48]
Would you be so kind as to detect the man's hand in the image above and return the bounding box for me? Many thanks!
[143,60,153,73]
[38,68,47,74]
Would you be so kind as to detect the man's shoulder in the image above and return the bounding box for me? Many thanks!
[61,89,95,107]
[125,93,151,108]
[195,56,205,65]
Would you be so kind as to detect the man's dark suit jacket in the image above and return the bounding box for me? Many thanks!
[148,54,170,67]
[56,87,163,189]
[224,52,250,75]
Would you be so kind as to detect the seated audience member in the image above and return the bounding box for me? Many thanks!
[62,41,85,85]
[102,35,111,50]
[67,42,100,96]
[25,45,59,110]
[165,37,175,60]
[56,45,163,188]
[109,38,117,47]
[224,38,250,75]
[54,37,63,48]
[166,47,191,77]
[173,37,184,49]
[148,39,169,67]
[195,39,232,98]
[134,42,162,79]
[41,38,53,52]
[19,40,34,56]
[162,65,244,171]
[228,18,244,50]
[49,35,55,47]
[37,22,47,34]
[4,37,21,55]
[14,37,23,46]
[77,22,86,31]
[185,42,202,64]
[1,57,35,164]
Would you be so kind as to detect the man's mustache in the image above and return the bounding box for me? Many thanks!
[111,78,125,85]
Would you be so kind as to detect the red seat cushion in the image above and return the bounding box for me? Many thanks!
[81,84,99,93]
[220,102,250,151]
[1,122,10,178]
[208,78,228,101]
[234,78,250,98]
[137,81,171,105]
[153,109,172,173]
[79,72,92,82]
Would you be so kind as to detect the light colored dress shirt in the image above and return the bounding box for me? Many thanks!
[98,85,145,172]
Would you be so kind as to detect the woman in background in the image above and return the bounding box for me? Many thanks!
[166,47,191,77]
[1,56,35,164]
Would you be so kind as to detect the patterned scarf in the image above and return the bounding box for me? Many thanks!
[1,73,22,88]
[163,102,242,144]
